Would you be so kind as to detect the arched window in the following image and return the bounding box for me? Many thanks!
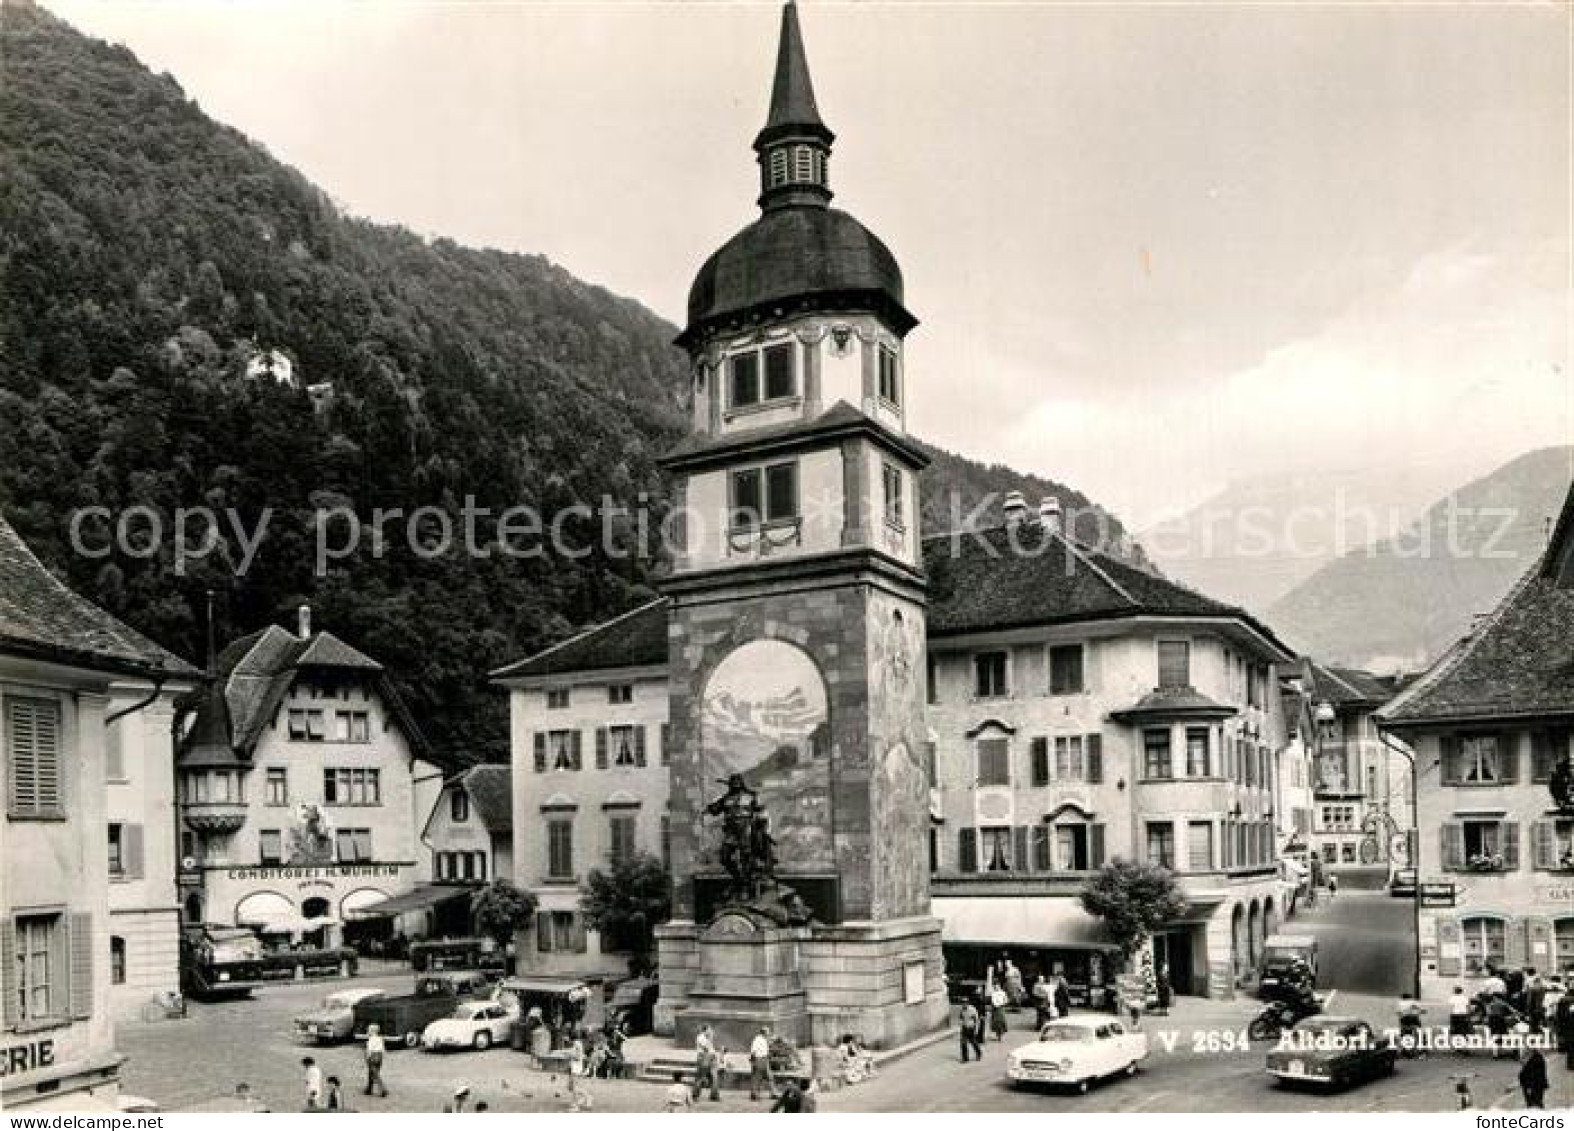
[1461,916,1507,974]
[110,936,127,985]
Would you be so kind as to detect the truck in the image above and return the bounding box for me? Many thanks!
[352,970,494,1049]
[180,925,358,999]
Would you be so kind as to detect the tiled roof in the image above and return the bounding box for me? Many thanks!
[491,598,670,680]
[181,621,436,764]
[1304,659,1394,708]
[1380,560,1574,726]
[923,521,1294,656]
[0,513,197,679]
[1109,685,1237,722]
[491,521,1297,682]
[461,764,513,833]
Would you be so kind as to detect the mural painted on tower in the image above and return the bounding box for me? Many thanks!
[700,639,832,870]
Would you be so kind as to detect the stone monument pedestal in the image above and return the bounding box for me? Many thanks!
[659,913,947,1050]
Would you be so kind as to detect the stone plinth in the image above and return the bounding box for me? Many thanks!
[672,912,811,1050]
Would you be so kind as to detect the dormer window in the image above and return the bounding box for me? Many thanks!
[728,342,796,409]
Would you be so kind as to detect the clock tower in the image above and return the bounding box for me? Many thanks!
[656,0,946,1048]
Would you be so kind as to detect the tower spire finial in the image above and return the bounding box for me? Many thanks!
[753,1,835,210]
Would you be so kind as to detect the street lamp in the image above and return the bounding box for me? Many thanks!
[1378,727,1424,999]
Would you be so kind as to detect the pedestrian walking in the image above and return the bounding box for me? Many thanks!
[323,1075,345,1112]
[1004,958,1024,1005]
[1520,1047,1549,1109]
[1053,975,1072,1019]
[1326,874,1338,901]
[989,984,1010,1040]
[1155,966,1173,1016]
[691,1025,722,1103]
[666,1072,693,1112]
[1449,986,1472,1043]
[301,1056,324,1112]
[1124,984,1145,1030]
[958,1000,984,1062]
[363,1023,389,1098]
[749,1027,777,1101]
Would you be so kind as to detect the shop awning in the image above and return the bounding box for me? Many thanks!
[934,896,1117,951]
[351,884,469,918]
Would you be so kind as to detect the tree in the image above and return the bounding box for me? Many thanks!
[581,852,671,970]
[1079,859,1187,966]
[471,879,538,959]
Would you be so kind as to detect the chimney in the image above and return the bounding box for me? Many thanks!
[1039,496,1063,534]
[297,604,312,640]
[1002,490,1028,526]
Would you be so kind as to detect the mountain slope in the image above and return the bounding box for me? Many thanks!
[1265,446,1574,670]
[0,1,1143,762]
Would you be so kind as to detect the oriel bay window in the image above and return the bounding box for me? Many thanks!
[730,461,798,530]
[728,341,796,409]
[1142,729,1173,780]
[1185,727,1211,776]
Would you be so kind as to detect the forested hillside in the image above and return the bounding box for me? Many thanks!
[0,0,1141,763]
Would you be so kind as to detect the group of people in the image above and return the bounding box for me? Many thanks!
[674,1024,818,1112]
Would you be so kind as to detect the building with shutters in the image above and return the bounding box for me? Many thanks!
[424,764,514,887]
[496,500,1300,997]
[1380,481,1574,999]
[1,514,198,1111]
[493,599,671,976]
[175,606,447,952]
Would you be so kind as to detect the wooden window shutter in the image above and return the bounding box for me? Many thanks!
[660,723,671,766]
[570,730,583,771]
[1441,822,1465,871]
[1506,916,1530,968]
[1032,825,1051,871]
[595,728,609,770]
[0,918,16,1030]
[536,911,553,953]
[1439,735,1461,785]
[1436,918,1462,977]
[69,912,94,1019]
[1499,736,1520,785]
[1086,734,1103,783]
[1089,824,1106,868]
[1533,821,1555,870]
[1030,738,1049,787]
[1013,826,1031,872]
[1502,821,1521,870]
[958,828,978,874]
[533,732,547,773]
[125,823,145,879]
[634,726,647,767]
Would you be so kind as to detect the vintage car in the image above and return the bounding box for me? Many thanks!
[293,986,388,1043]
[1265,1015,1397,1090]
[421,999,518,1051]
[1005,1018,1149,1093]
[1258,934,1319,1001]
[354,970,495,1048]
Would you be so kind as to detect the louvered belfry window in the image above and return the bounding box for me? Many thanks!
[7,697,63,817]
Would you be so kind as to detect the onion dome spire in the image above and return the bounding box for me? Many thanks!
[753,1,835,211]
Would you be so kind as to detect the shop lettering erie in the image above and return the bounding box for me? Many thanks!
[1,1039,56,1078]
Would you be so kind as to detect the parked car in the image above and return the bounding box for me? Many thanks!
[294,986,387,1043]
[1005,1018,1148,1093]
[410,937,508,975]
[422,1000,518,1051]
[1388,868,1418,898]
[1265,1016,1397,1091]
[353,971,494,1048]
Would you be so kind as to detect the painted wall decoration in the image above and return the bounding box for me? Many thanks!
[701,639,832,870]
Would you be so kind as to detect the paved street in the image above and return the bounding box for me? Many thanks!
[116,959,1574,1113]
[1293,888,1414,997]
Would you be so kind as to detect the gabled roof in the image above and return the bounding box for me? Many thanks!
[1380,558,1574,727]
[0,513,198,680]
[461,765,513,833]
[491,598,670,682]
[181,621,435,765]
[1303,659,1394,709]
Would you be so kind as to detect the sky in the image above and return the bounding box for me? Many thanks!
[43,0,1573,528]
